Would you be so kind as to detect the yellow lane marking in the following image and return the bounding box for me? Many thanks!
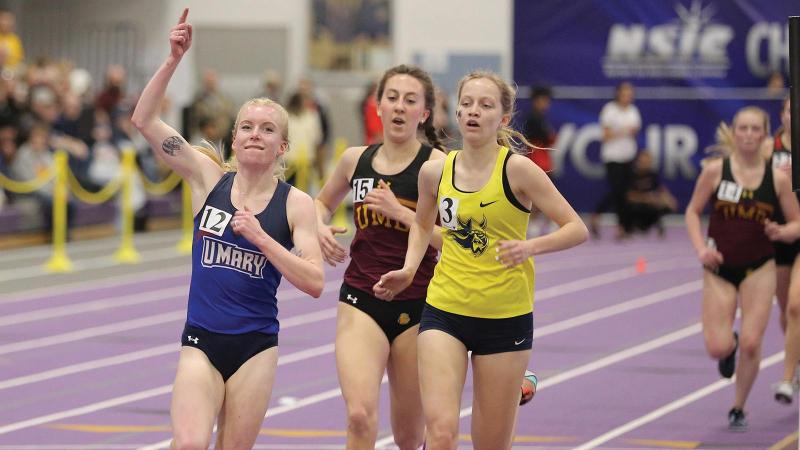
[767,431,799,450]
[257,428,347,437]
[625,438,700,449]
[48,424,171,432]
[47,424,346,437]
[47,424,574,443]
[454,434,575,443]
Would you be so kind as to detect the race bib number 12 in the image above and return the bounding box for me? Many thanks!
[199,205,233,236]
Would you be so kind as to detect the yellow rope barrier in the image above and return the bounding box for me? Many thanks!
[287,146,312,193]
[138,168,182,195]
[66,166,121,204]
[45,151,73,272]
[0,167,54,193]
[114,149,141,263]
[331,138,350,231]
[176,179,193,254]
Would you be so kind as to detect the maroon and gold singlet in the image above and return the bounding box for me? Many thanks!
[707,157,777,267]
[344,144,439,300]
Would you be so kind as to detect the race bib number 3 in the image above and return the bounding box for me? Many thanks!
[439,196,460,230]
[352,178,375,202]
[199,205,233,236]
[717,180,742,203]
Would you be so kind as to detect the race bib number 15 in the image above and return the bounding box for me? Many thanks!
[352,178,374,202]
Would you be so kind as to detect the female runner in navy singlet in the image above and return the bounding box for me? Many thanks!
[132,9,324,450]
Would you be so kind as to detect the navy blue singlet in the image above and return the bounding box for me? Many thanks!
[187,172,293,335]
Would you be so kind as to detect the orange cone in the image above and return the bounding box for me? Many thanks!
[635,257,647,274]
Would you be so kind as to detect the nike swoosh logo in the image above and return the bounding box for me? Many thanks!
[480,200,498,207]
[514,339,526,345]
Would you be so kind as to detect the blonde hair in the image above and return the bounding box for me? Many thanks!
[193,141,236,172]
[705,106,770,159]
[456,70,535,154]
[231,97,289,180]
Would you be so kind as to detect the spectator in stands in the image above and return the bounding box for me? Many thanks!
[0,70,20,126]
[590,81,641,240]
[190,115,224,148]
[10,121,74,235]
[95,64,126,116]
[115,105,159,184]
[68,68,92,102]
[0,10,24,71]
[624,150,677,236]
[432,87,455,146]
[359,80,382,144]
[54,92,95,146]
[190,68,235,146]
[766,71,786,97]
[256,69,283,102]
[0,122,16,205]
[285,91,322,192]
[523,86,556,235]
[296,76,331,180]
[88,112,148,231]
[21,86,91,188]
[523,86,555,173]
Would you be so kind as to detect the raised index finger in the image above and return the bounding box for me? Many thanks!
[178,8,189,24]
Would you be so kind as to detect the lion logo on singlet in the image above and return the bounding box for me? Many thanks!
[449,215,489,257]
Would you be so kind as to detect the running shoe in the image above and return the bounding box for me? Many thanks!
[520,370,538,406]
[718,332,738,379]
[728,408,747,431]
[775,380,794,405]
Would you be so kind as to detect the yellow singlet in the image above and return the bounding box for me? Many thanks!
[426,146,534,318]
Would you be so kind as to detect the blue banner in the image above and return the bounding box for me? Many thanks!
[513,0,796,211]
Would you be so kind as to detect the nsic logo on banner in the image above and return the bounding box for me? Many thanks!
[602,0,787,79]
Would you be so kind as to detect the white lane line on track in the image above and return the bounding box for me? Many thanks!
[0,385,174,436]
[0,343,176,391]
[1,269,699,390]
[135,374,388,450]
[535,256,696,302]
[0,267,191,306]
[0,279,703,439]
[0,322,338,393]
[0,247,190,284]
[0,341,341,437]
[0,230,185,264]
[4,253,692,329]
[535,280,701,337]
[0,242,684,301]
[533,248,689,274]
[0,311,185,356]
[0,274,341,327]
[374,320,707,448]
[572,352,785,450]
[0,279,343,356]
[0,276,700,395]
[0,286,188,327]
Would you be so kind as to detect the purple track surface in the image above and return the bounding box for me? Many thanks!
[0,226,797,449]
